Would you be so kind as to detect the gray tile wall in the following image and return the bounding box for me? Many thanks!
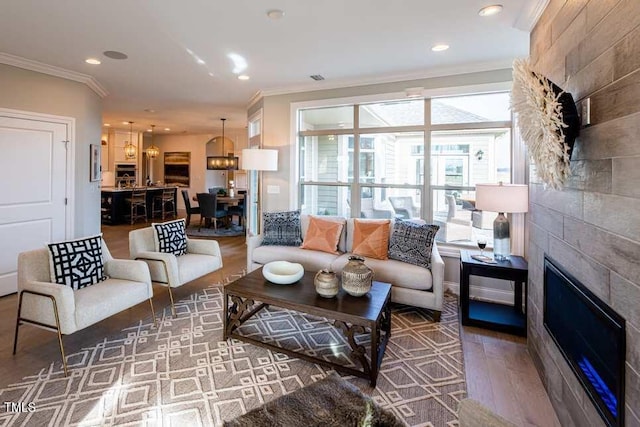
[529,0,640,425]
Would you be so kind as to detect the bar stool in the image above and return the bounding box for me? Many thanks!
[126,188,147,225]
[153,188,175,220]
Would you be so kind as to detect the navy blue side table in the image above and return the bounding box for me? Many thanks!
[459,250,528,336]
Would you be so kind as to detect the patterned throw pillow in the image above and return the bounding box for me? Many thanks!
[388,220,439,269]
[352,219,391,260]
[300,216,345,254]
[152,219,188,256]
[262,210,302,246]
[47,234,107,290]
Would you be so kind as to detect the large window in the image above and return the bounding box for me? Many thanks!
[297,92,514,248]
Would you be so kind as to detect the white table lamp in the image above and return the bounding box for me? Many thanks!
[241,149,278,235]
[475,183,528,260]
[241,149,278,171]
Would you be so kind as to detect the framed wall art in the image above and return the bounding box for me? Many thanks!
[164,151,190,187]
[90,143,101,182]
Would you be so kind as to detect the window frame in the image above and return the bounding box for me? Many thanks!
[290,81,527,255]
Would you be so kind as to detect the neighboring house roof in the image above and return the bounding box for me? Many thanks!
[362,101,489,127]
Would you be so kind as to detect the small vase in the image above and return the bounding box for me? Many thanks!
[341,256,373,297]
[314,270,339,298]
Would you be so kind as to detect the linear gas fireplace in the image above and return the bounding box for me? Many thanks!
[544,256,626,427]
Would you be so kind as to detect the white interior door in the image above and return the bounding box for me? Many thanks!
[0,114,68,296]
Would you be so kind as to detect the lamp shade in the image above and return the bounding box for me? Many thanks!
[475,183,528,213]
[241,149,278,171]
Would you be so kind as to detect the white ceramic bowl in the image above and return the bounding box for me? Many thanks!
[262,261,304,285]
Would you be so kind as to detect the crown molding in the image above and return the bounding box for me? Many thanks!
[515,0,550,32]
[246,90,263,110]
[0,52,109,98]
[252,58,514,101]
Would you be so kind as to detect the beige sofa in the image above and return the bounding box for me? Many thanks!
[247,215,444,320]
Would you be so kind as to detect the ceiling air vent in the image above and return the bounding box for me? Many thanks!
[310,74,325,81]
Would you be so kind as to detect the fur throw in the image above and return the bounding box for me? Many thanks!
[223,372,405,427]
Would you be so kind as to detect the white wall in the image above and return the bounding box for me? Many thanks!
[0,64,103,237]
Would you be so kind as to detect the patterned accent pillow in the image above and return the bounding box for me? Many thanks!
[152,219,188,256]
[352,219,391,260]
[47,234,107,290]
[262,210,302,246]
[388,220,439,269]
[300,216,345,254]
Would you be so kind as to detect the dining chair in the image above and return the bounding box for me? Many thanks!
[196,193,228,231]
[226,190,246,229]
[181,189,200,227]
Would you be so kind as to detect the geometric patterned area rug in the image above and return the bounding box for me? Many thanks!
[0,273,466,426]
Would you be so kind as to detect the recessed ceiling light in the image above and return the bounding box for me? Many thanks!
[208,72,215,77]
[266,9,285,20]
[164,128,171,131]
[228,53,248,74]
[146,128,152,132]
[479,4,503,16]
[122,121,130,125]
[103,50,128,60]
[103,123,110,127]
[431,44,450,52]
[238,75,250,80]
[85,58,101,65]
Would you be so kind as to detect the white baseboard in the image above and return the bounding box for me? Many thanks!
[444,281,515,305]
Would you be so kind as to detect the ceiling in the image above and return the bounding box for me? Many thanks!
[0,0,542,134]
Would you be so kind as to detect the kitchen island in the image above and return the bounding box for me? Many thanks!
[101,186,178,225]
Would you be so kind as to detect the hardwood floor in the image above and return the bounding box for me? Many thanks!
[461,326,560,426]
[0,220,560,425]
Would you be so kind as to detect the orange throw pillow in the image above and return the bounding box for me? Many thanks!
[300,216,345,254]
[352,219,391,260]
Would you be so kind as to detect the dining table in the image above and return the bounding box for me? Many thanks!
[193,194,244,206]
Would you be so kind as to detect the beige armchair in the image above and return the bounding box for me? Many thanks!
[14,240,154,376]
[129,227,223,316]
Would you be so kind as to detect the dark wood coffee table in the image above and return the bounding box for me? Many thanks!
[223,268,392,387]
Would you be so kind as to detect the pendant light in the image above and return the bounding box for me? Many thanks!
[124,121,136,160]
[221,118,238,170]
[147,125,159,159]
[206,118,238,170]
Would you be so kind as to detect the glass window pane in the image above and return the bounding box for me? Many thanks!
[248,118,261,138]
[299,106,354,131]
[359,99,424,128]
[430,129,511,186]
[353,132,424,185]
[430,188,496,246]
[299,135,354,183]
[385,188,422,220]
[431,92,511,125]
[300,184,350,217]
